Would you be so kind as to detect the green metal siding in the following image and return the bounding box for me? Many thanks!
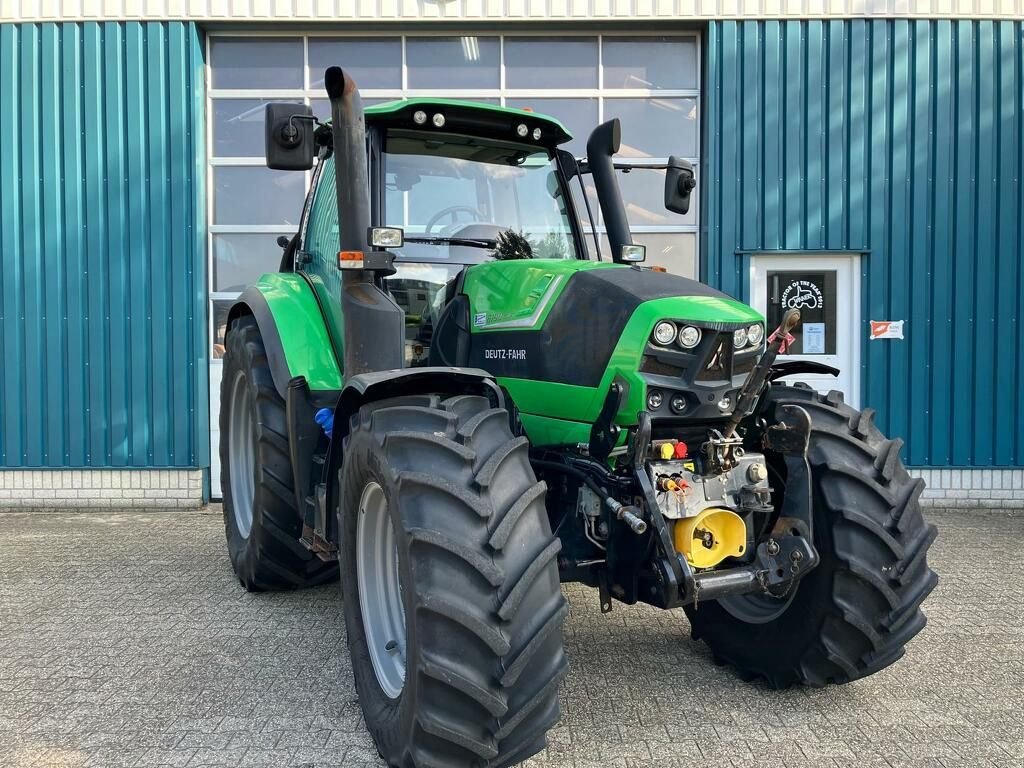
[704,19,1023,468]
[0,22,207,468]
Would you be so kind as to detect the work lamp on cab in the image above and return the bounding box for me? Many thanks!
[369,227,404,248]
[432,113,446,128]
[677,325,701,349]
[652,321,677,346]
[413,110,427,125]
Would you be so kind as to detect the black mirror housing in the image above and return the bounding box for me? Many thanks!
[665,155,696,215]
[265,103,315,171]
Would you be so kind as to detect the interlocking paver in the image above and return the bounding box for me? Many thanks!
[0,508,1020,767]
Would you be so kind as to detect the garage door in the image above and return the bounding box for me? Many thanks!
[207,32,702,495]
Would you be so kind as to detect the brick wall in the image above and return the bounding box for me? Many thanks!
[0,470,205,510]
[910,469,1023,511]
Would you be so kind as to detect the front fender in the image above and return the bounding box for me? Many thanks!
[227,273,343,399]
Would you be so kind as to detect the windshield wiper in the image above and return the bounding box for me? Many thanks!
[403,236,496,249]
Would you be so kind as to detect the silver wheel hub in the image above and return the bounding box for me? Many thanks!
[356,481,407,699]
[228,370,256,539]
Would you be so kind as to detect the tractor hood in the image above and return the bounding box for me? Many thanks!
[443,259,762,389]
[427,259,765,445]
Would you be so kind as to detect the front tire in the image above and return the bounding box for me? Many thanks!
[220,314,337,591]
[686,383,938,688]
[338,394,569,768]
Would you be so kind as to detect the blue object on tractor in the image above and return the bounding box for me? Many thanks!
[314,408,334,438]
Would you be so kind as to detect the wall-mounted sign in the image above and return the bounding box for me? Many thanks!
[870,320,904,340]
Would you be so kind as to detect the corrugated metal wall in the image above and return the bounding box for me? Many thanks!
[0,21,208,468]
[703,19,1023,467]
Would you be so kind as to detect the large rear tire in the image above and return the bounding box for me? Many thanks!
[338,394,569,768]
[686,383,938,688]
[220,314,337,591]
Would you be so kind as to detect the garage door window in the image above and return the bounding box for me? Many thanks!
[207,32,700,353]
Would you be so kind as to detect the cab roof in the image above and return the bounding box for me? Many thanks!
[364,98,573,148]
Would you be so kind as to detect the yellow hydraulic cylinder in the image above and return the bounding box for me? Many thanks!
[675,507,747,569]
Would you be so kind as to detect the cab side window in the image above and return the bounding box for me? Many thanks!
[304,156,340,272]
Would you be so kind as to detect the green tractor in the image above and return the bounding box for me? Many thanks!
[220,67,937,767]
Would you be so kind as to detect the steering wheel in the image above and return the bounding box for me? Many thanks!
[425,205,485,235]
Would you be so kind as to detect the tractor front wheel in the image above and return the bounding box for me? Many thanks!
[685,383,938,688]
[338,394,569,768]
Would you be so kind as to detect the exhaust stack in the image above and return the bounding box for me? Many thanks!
[323,66,404,379]
[586,119,633,263]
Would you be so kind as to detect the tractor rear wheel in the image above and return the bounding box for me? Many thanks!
[338,394,569,768]
[220,314,337,591]
[685,383,938,688]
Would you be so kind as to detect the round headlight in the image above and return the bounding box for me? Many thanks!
[647,390,664,410]
[733,327,749,349]
[677,325,701,349]
[432,113,446,128]
[516,123,529,137]
[747,323,764,346]
[532,127,542,140]
[652,321,677,346]
[413,110,427,125]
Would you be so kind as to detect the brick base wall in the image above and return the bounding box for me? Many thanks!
[0,470,205,510]
[0,468,1018,511]
[910,468,1023,510]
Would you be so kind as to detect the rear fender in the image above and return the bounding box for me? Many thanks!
[226,273,343,400]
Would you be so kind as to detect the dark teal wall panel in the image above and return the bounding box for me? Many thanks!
[0,22,207,468]
[704,19,1023,468]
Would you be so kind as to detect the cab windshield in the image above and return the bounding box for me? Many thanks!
[383,131,579,264]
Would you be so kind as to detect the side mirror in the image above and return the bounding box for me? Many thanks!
[265,103,315,171]
[665,155,696,215]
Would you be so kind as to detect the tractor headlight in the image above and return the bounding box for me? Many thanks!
[733,327,748,349]
[652,321,677,346]
[677,325,701,349]
[747,323,764,346]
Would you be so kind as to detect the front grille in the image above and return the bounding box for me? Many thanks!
[640,357,685,377]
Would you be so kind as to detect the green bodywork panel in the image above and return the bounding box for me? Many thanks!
[248,273,343,391]
[462,260,764,446]
[463,259,619,332]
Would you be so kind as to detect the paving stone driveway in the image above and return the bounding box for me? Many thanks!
[0,508,1021,768]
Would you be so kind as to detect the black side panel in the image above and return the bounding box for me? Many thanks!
[464,268,734,388]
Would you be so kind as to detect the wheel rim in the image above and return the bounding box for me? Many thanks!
[228,370,256,539]
[356,481,407,699]
[718,587,798,624]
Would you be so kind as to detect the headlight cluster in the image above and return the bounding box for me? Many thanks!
[734,323,764,350]
[651,321,764,351]
[650,321,703,350]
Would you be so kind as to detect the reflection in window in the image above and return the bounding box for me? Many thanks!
[504,38,598,89]
[210,38,303,90]
[213,167,305,226]
[602,38,698,90]
[406,37,500,89]
[308,39,402,90]
[604,98,698,158]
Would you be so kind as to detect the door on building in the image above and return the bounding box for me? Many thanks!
[749,254,861,408]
